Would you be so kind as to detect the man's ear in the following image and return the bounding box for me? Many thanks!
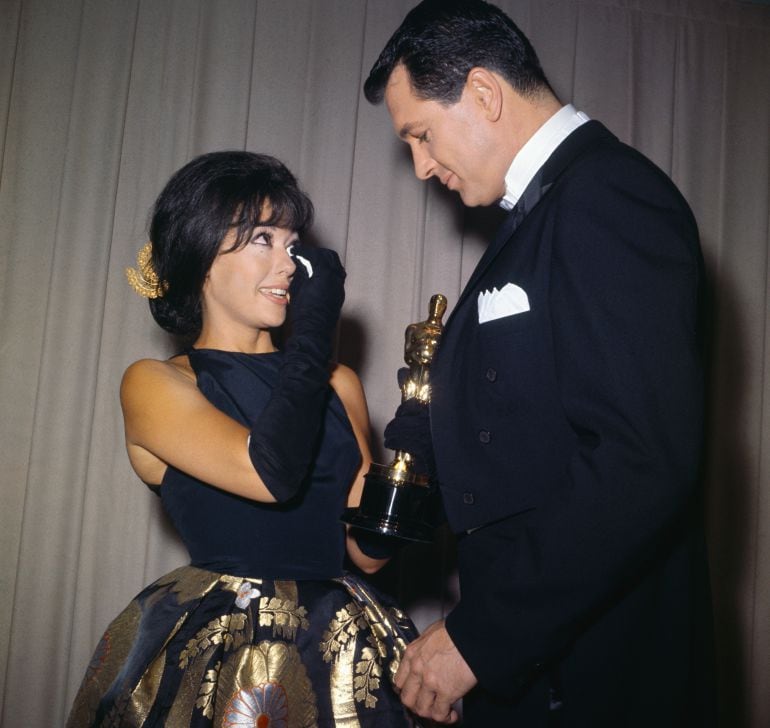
[466,67,503,122]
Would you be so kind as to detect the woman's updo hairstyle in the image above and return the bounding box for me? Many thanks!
[148,151,314,337]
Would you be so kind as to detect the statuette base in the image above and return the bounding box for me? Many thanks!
[343,463,433,543]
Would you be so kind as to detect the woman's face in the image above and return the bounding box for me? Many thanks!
[202,217,298,333]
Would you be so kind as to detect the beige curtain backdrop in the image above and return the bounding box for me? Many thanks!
[1,0,768,725]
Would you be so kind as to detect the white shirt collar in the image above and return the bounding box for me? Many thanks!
[499,104,590,211]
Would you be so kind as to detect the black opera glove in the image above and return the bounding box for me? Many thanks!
[352,527,402,560]
[248,245,346,503]
[383,390,437,480]
[286,244,346,349]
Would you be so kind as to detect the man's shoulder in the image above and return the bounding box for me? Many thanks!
[556,121,672,185]
[546,122,686,209]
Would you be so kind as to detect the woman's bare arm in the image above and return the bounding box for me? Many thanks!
[330,363,391,574]
[121,356,277,502]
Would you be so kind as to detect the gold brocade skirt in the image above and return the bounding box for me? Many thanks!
[66,566,418,727]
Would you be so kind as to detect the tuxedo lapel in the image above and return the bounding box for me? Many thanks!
[448,169,546,322]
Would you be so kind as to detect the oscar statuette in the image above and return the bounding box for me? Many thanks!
[343,294,447,542]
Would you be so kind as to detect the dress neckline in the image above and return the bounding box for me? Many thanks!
[188,347,281,357]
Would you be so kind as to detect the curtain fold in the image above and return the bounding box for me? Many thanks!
[1,1,768,725]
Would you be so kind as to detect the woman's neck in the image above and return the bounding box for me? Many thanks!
[193,325,276,354]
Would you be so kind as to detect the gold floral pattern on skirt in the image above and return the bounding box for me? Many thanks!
[66,566,417,727]
[215,642,317,727]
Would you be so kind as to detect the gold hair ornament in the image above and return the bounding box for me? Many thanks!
[125,241,168,299]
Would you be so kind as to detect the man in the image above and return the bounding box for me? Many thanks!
[364,1,715,725]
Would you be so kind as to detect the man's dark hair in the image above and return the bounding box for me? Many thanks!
[148,151,313,338]
[364,0,552,105]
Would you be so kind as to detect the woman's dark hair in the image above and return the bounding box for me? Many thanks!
[148,151,313,337]
[364,0,552,105]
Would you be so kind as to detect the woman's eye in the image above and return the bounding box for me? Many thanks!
[418,131,429,143]
[251,232,272,247]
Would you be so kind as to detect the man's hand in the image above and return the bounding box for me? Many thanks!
[394,619,478,724]
[384,394,436,478]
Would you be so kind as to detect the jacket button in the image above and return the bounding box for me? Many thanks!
[485,368,497,382]
[463,492,475,504]
[479,430,491,444]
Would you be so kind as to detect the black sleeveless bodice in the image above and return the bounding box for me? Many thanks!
[160,348,360,579]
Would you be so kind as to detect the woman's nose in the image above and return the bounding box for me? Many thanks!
[279,247,297,276]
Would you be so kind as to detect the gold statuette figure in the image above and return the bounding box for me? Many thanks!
[343,294,447,542]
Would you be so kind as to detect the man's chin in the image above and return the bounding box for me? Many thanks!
[458,189,495,208]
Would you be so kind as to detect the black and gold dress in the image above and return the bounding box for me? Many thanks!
[67,349,416,727]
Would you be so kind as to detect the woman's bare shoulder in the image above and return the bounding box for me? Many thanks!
[120,354,198,410]
[330,363,370,430]
[122,354,195,386]
[330,363,365,400]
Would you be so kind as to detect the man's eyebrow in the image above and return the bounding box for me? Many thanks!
[398,122,420,139]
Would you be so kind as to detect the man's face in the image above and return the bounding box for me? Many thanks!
[384,64,506,207]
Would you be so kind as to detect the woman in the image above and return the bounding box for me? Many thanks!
[67,151,416,727]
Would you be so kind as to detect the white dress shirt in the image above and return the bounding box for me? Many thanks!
[499,104,590,211]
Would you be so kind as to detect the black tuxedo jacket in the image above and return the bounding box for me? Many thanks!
[431,122,714,725]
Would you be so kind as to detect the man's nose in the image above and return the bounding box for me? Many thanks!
[411,145,437,181]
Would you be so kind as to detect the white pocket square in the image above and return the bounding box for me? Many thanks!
[477,282,530,324]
